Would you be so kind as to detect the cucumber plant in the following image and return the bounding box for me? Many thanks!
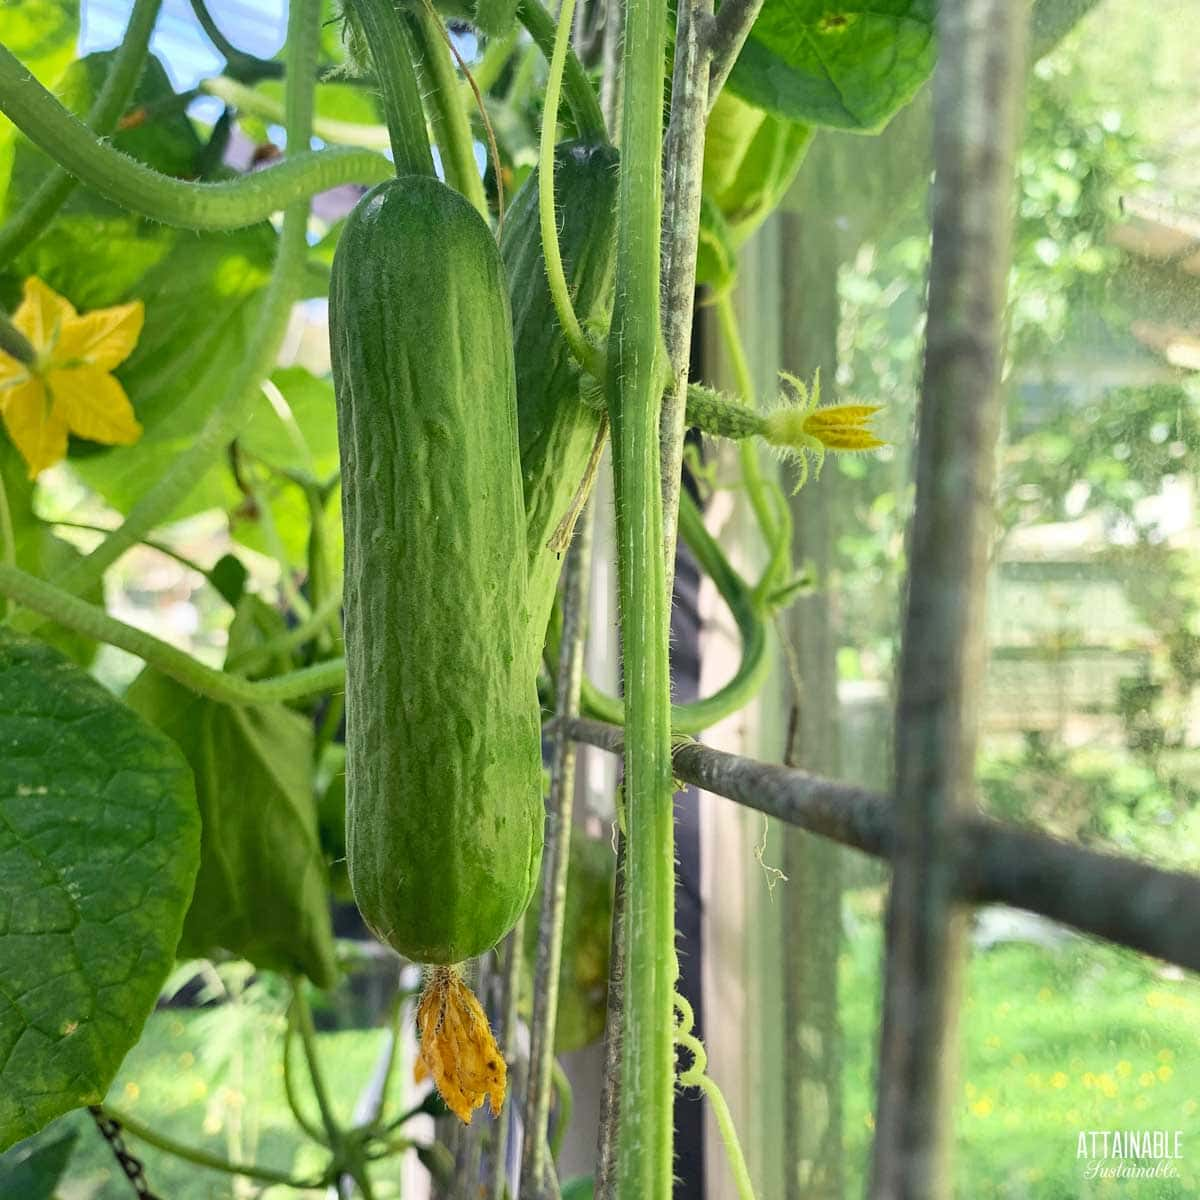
[0,0,931,1194]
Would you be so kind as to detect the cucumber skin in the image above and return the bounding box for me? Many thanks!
[331,177,543,965]
[501,141,619,657]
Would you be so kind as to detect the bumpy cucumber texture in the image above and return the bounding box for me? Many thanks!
[331,176,543,964]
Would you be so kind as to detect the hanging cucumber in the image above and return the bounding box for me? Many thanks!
[331,176,543,971]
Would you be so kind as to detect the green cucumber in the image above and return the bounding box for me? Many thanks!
[501,140,619,653]
[331,176,542,965]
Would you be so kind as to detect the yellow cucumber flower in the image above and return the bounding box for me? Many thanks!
[765,369,886,489]
[0,276,144,478]
[414,965,507,1124]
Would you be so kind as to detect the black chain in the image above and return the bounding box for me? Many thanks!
[88,1106,164,1200]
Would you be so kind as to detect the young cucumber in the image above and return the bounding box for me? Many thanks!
[331,176,543,965]
[501,140,619,657]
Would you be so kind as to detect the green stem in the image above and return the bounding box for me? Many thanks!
[283,1006,331,1145]
[605,0,673,1185]
[715,291,778,546]
[226,587,343,673]
[0,311,35,364]
[583,377,770,442]
[549,1057,573,1160]
[0,0,162,267]
[409,4,488,218]
[346,0,436,177]
[291,980,343,1145]
[201,76,391,149]
[0,473,13,622]
[0,562,345,704]
[516,0,608,142]
[537,0,604,376]
[370,989,410,1127]
[571,489,769,734]
[248,476,313,620]
[0,42,389,231]
[102,1107,321,1189]
[188,0,283,81]
[695,1075,755,1198]
[49,519,224,586]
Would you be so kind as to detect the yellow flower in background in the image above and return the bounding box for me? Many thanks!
[0,276,143,478]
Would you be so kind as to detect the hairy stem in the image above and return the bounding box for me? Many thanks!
[605,0,674,1188]
[0,0,163,266]
[517,0,608,142]
[706,0,766,106]
[346,0,436,177]
[573,489,769,734]
[0,562,345,704]
[488,919,525,1200]
[0,42,390,230]
[658,0,712,577]
[537,0,606,376]
[409,3,488,216]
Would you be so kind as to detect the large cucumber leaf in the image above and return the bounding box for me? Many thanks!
[125,669,338,989]
[728,0,936,132]
[0,1120,79,1198]
[0,631,199,1150]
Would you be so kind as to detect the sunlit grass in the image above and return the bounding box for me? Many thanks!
[842,890,1200,1198]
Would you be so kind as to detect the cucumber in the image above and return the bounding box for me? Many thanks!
[501,140,619,655]
[331,176,543,965]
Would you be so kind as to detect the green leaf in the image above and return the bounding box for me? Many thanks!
[227,367,344,570]
[65,225,279,520]
[728,0,936,132]
[0,1122,79,1198]
[695,194,739,293]
[0,631,199,1150]
[703,90,814,238]
[124,669,338,989]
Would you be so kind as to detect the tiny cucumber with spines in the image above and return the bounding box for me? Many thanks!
[331,176,543,965]
[501,139,620,659]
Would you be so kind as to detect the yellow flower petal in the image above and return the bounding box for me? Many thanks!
[414,966,506,1124]
[13,277,77,351]
[46,366,143,447]
[56,300,145,371]
[803,404,884,429]
[0,376,68,477]
[0,350,31,390]
[809,427,887,451]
